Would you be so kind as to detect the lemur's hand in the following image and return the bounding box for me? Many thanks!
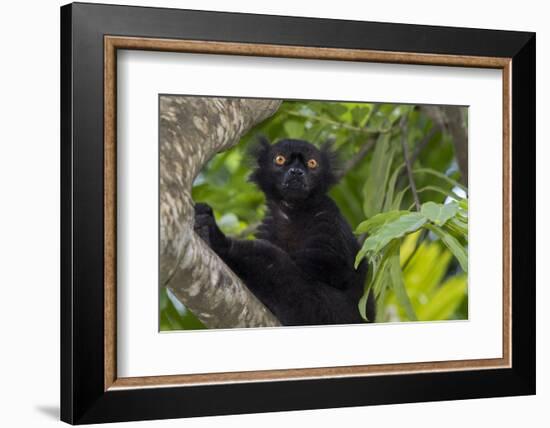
[193,203,229,254]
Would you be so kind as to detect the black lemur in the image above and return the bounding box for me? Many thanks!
[194,137,376,326]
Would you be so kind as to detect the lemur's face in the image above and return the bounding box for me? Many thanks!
[251,138,336,202]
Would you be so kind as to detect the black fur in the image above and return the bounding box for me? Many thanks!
[194,138,375,326]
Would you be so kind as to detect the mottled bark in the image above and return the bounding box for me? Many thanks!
[160,96,282,328]
[420,105,469,186]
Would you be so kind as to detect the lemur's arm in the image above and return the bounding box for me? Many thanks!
[194,203,304,293]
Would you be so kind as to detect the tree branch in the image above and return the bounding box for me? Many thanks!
[419,105,468,186]
[285,109,392,134]
[336,137,377,180]
[160,96,282,328]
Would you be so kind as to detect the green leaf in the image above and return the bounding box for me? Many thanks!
[160,288,206,331]
[405,244,453,296]
[283,120,304,138]
[373,272,390,302]
[357,212,427,263]
[358,241,398,320]
[417,275,468,321]
[355,210,409,235]
[413,167,467,193]
[399,230,421,266]
[351,106,371,127]
[445,219,468,242]
[358,253,378,321]
[325,103,348,119]
[424,223,468,272]
[388,104,413,125]
[383,163,405,212]
[362,133,395,218]
[389,253,417,321]
[392,185,410,210]
[452,216,468,229]
[372,242,399,297]
[375,280,389,323]
[420,201,459,226]
[358,264,375,321]
[416,185,463,200]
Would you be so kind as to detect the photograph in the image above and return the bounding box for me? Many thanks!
[159,96,469,331]
[54,1,536,424]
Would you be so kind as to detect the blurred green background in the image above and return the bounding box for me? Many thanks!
[160,100,468,331]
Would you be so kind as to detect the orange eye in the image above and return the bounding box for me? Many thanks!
[307,159,318,169]
[274,155,286,165]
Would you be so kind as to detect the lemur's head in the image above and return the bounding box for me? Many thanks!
[250,137,337,203]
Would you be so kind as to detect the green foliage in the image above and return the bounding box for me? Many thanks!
[421,201,459,226]
[424,223,468,272]
[384,232,468,322]
[355,210,409,235]
[355,212,427,268]
[362,133,396,218]
[161,100,469,330]
[160,287,206,331]
[355,199,468,322]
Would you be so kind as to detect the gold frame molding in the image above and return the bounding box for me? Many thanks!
[104,35,512,391]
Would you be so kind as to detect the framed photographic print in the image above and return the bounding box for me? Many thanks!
[60,2,536,424]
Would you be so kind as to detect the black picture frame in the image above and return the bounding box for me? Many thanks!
[61,2,535,424]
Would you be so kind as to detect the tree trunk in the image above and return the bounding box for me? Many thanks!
[160,96,282,328]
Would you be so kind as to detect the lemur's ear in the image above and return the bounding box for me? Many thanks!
[248,135,271,184]
[319,138,336,156]
[256,134,271,152]
[248,135,271,164]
